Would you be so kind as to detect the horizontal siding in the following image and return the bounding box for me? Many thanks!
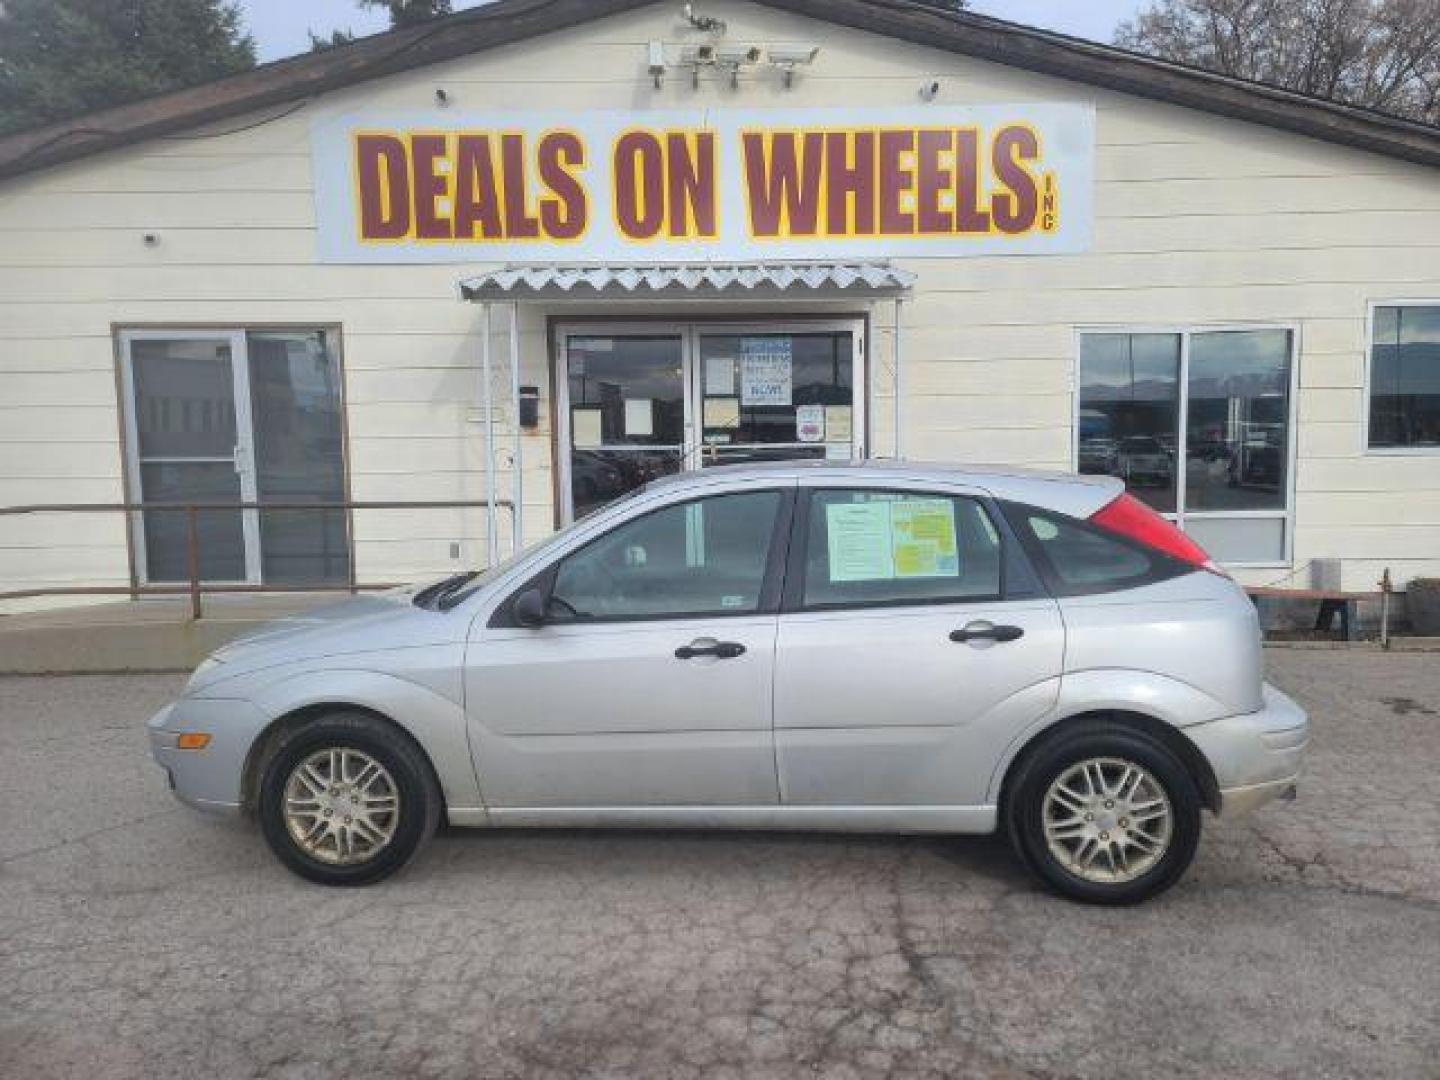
[3,0,1440,603]
[3,247,1438,301]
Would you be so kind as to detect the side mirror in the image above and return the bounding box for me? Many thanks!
[511,587,549,627]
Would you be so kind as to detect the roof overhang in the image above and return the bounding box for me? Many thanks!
[457,262,916,303]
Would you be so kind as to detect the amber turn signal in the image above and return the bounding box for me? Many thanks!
[175,732,212,750]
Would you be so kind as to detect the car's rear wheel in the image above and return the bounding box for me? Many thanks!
[258,712,440,886]
[1005,721,1201,904]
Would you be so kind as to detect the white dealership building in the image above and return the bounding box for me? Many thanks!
[1,0,1438,607]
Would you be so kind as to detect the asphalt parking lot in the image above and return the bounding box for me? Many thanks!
[1,649,1437,1080]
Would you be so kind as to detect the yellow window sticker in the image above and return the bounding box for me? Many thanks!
[889,499,959,579]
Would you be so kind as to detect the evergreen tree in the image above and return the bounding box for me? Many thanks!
[358,0,455,29]
[0,0,255,134]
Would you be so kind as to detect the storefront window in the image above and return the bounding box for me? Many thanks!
[1077,327,1294,565]
[1370,304,1440,450]
[1185,330,1291,511]
[1077,334,1180,513]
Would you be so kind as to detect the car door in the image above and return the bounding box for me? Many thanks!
[773,483,1065,811]
[465,485,792,808]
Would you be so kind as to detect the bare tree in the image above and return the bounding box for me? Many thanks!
[1115,0,1440,124]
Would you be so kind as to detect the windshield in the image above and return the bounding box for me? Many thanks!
[427,508,606,611]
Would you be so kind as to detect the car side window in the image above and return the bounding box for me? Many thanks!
[549,490,782,620]
[1004,504,1176,595]
[800,489,1002,608]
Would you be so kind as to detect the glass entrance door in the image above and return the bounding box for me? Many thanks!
[695,329,860,469]
[120,331,260,584]
[119,328,350,585]
[557,322,864,521]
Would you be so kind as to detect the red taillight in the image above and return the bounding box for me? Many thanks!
[1089,493,1223,574]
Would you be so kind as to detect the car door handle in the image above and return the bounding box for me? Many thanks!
[674,640,746,660]
[949,622,1024,644]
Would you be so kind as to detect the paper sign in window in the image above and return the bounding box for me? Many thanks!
[825,502,895,582]
[824,405,852,442]
[824,497,959,583]
[623,398,654,437]
[796,404,825,443]
[705,356,736,396]
[740,338,792,406]
[572,407,602,448]
[704,396,740,429]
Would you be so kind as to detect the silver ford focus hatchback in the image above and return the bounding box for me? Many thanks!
[149,462,1308,904]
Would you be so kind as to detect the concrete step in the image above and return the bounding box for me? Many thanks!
[0,595,338,674]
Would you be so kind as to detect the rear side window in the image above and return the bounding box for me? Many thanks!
[1003,503,1185,596]
[800,489,1002,608]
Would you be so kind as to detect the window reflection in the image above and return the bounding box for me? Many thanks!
[1077,334,1180,513]
[551,491,781,619]
[248,331,349,584]
[1370,305,1440,449]
[567,336,686,518]
[1185,330,1291,511]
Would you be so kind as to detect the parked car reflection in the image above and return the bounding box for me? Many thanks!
[1118,436,1173,488]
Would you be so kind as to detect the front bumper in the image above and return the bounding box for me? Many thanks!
[1186,683,1310,818]
[147,697,272,816]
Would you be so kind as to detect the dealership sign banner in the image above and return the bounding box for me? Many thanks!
[311,105,1095,264]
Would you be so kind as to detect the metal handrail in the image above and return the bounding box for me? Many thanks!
[1,498,514,619]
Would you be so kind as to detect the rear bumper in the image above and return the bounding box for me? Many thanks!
[1186,683,1309,818]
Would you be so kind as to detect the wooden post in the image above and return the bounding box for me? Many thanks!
[1380,568,1392,651]
[186,505,202,621]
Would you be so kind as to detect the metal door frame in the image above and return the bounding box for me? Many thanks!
[118,329,262,585]
[554,319,866,523]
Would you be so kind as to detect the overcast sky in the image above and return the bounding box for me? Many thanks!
[238,1,1144,63]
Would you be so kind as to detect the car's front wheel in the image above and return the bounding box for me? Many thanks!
[1006,721,1201,904]
[258,712,440,886]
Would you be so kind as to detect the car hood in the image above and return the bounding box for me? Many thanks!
[188,588,466,692]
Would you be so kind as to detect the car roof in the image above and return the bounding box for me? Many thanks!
[643,459,1123,518]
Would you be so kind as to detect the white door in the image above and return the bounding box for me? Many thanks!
[555,322,865,522]
[773,485,1066,809]
[466,486,791,807]
[119,330,261,584]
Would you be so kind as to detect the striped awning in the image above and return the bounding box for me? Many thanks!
[458,262,915,301]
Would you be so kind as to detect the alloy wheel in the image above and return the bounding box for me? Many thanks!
[282,747,401,866]
[1041,757,1173,884]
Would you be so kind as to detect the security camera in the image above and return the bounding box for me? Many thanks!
[767,44,820,66]
[679,43,714,88]
[712,43,761,87]
[919,80,941,101]
[768,44,820,87]
[712,43,761,65]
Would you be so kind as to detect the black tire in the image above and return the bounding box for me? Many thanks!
[1005,720,1202,905]
[258,711,441,886]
